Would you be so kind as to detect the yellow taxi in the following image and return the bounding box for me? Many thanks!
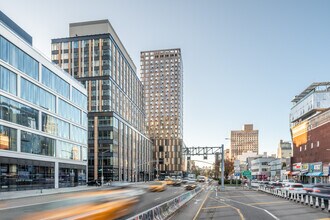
[149,181,167,192]
[164,178,174,185]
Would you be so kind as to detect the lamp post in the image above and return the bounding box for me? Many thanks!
[101,149,111,186]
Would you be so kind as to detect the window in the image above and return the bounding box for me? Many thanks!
[21,78,56,112]
[0,95,39,129]
[0,125,17,151]
[42,66,70,99]
[42,113,69,139]
[0,65,17,95]
[317,141,320,147]
[58,98,81,125]
[72,87,87,110]
[71,125,87,145]
[0,36,39,80]
[21,131,55,157]
[58,141,81,160]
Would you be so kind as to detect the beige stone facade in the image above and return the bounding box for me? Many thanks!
[140,49,184,176]
[230,124,259,160]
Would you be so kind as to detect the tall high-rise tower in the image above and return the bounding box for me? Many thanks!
[230,124,259,160]
[51,20,153,182]
[140,49,184,177]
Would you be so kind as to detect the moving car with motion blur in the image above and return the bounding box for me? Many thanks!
[164,178,174,185]
[148,181,167,192]
[308,184,330,199]
[24,188,144,220]
[281,183,306,196]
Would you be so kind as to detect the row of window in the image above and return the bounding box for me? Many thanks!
[72,87,87,110]
[0,65,17,95]
[299,141,320,152]
[0,95,86,144]
[0,124,87,161]
[0,36,87,113]
[58,98,81,125]
[42,66,70,99]
[0,36,39,80]
[21,77,56,112]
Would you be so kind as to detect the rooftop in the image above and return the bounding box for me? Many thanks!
[292,82,330,103]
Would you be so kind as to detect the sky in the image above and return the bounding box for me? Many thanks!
[1,0,330,157]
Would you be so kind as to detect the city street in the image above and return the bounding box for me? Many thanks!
[0,184,187,220]
[172,184,330,220]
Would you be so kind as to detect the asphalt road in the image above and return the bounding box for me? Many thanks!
[172,184,330,220]
[0,184,187,220]
[123,184,187,219]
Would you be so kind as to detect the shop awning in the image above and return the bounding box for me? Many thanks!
[306,172,323,176]
[284,171,291,175]
[301,171,308,176]
[291,171,300,176]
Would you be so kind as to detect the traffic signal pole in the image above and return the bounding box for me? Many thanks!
[221,144,225,191]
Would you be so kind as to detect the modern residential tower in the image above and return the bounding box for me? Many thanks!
[51,20,153,182]
[0,11,88,191]
[140,49,185,177]
[230,124,259,160]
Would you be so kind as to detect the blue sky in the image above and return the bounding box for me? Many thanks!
[2,0,330,156]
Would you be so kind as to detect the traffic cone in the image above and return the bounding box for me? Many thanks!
[290,193,293,200]
[320,198,325,210]
[293,193,296,201]
[315,197,319,208]
[300,194,304,204]
[296,194,300,203]
[309,196,313,206]
[305,194,309,205]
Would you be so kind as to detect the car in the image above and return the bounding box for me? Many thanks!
[308,184,330,199]
[197,176,206,182]
[302,184,315,193]
[164,178,174,185]
[24,188,142,220]
[181,177,189,184]
[281,183,306,196]
[87,179,101,186]
[173,179,182,186]
[148,181,167,192]
[185,180,197,190]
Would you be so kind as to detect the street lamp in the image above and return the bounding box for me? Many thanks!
[101,149,111,186]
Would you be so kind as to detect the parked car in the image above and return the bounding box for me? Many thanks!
[309,184,330,199]
[87,179,101,186]
[281,183,306,196]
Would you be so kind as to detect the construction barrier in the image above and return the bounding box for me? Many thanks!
[128,186,202,220]
[257,184,330,213]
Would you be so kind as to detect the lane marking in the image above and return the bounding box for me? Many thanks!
[250,201,289,205]
[216,196,279,220]
[193,190,210,220]
[202,205,229,210]
[224,195,267,198]
[208,196,244,220]
[154,197,161,201]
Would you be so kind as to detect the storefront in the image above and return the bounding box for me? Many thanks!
[322,163,329,183]
[292,163,301,182]
[300,163,309,184]
[307,162,323,184]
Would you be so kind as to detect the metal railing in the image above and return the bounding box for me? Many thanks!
[258,185,330,212]
[128,186,202,220]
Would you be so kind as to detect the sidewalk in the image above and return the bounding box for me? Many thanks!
[0,185,98,201]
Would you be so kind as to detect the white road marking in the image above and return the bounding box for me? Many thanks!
[154,197,161,201]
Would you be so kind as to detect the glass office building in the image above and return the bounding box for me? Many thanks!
[0,11,88,191]
[51,20,153,182]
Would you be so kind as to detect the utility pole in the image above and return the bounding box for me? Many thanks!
[221,144,225,191]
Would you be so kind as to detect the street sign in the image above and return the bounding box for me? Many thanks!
[234,173,240,176]
[242,170,251,176]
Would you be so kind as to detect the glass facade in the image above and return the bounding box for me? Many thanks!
[21,78,56,113]
[0,95,39,130]
[42,113,69,139]
[72,87,87,111]
[0,15,87,191]
[0,158,55,192]
[0,36,39,80]
[21,131,55,157]
[42,66,70,99]
[0,65,17,95]
[58,98,81,125]
[0,125,17,151]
